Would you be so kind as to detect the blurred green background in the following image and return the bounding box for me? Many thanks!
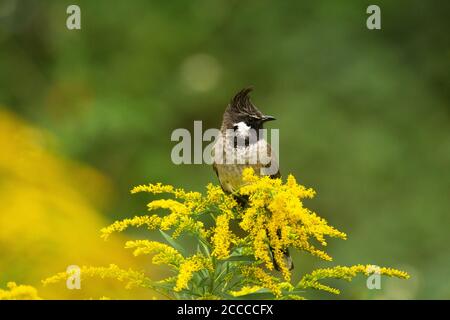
[0,0,449,299]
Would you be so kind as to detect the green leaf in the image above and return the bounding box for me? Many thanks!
[192,233,211,257]
[159,230,187,256]
[223,255,256,262]
[198,276,210,289]
[152,282,175,290]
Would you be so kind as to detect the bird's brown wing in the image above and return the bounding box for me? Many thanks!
[269,167,281,179]
[212,162,219,180]
[265,143,281,179]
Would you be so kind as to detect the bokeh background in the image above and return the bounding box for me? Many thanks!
[0,0,449,299]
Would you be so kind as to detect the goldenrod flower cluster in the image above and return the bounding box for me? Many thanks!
[229,285,261,297]
[241,266,283,297]
[298,265,410,295]
[211,213,234,259]
[174,255,213,292]
[239,170,347,280]
[43,264,151,290]
[100,183,208,241]
[43,168,409,299]
[125,240,184,267]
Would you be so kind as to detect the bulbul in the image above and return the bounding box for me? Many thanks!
[212,87,293,271]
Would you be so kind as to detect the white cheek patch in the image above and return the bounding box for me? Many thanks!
[234,121,251,138]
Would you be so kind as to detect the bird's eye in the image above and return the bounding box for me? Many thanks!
[233,124,238,130]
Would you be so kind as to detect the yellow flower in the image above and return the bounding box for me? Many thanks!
[238,168,348,280]
[123,185,209,239]
[253,228,273,270]
[229,285,262,297]
[100,215,161,240]
[206,184,238,215]
[0,109,152,299]
[239,206,258,231]
[42,167,409,299]
[174,255,212,292]
[205,184,226,204]
[132,183,202,204]
[241,266,282,297]
[172,216,208,239]
[211,213,234,259]
[148,199,189,216]
[298,264,410,294]
[125,240,184,267]
[42,264,151,290]
[0,282,41,300]
[131,183,175,195]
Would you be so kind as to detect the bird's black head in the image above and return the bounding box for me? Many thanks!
[221,87,275,133]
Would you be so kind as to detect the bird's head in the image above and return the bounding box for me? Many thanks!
[221,87,275,136]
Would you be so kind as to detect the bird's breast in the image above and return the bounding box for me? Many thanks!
[213,139,270,193]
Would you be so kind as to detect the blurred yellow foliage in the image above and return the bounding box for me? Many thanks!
[0,108,149,299]
[0,282,41,300]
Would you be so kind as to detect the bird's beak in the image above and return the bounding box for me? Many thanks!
[262,115,276,122]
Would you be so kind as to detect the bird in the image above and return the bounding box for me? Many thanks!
[212,87,293,271]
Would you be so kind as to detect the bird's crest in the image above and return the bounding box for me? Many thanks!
[229,87,262,117]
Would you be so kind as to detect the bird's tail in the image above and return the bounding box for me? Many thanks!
[272,247,294,271]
